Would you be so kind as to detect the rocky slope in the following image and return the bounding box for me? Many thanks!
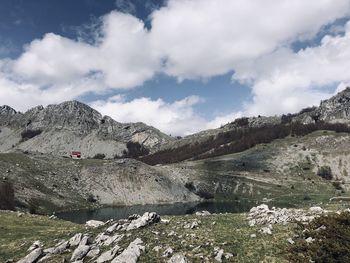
[0,152,200,213]
[0,101,173,158]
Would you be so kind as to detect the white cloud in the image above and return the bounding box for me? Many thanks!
[150,0,350,80]
[233,21,350,116]
[90,95,207,136]
[13,11,159,89]
[1,0,350,134]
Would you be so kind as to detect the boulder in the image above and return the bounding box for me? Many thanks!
[111,238,145,263]
[71,245,91,261]
[69,233,82,247]
[96,245,121,263]
[126,212,160,231]
[195,211,211,216]
[86,220,105,228]
[17,248,43,263]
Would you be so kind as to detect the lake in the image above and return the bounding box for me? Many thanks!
[56,200,261,224]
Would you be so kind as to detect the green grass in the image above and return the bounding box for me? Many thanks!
[0,211,84,262]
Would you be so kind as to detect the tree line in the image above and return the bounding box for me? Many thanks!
[140,122,350,165]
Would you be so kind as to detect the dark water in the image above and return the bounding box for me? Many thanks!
[56,200,259,224]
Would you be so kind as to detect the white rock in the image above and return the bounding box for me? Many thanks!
[17,248,43,263]
[85,220,105,228]
[162,247,174,258]
[111,238,145,263]
[305,237,315,243]
[27,241,42,252]
[69,233,82,247]
[214,249,224,262]
[168,254,188,263]
[96,245,121,263]
[126,212,160,231]
[106,223,119,233]
[195,211,211,216]
[250,234,256,238]
[71,245,91,261]
[287,238,295,244]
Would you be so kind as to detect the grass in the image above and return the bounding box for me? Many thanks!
[0,211,294,263]
[0,211,84,262]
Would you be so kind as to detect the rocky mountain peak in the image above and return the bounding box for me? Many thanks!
[316,87,350,123]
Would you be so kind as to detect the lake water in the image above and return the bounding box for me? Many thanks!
[56,200,260,224]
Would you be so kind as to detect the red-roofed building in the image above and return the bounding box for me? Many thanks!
[70,151,81,159]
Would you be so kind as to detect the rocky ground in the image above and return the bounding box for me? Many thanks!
[2,202,350,263]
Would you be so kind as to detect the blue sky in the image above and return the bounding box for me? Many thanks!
[0,0,350,135]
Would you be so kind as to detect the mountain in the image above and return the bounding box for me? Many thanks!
[142,88,350,164]
[1,89,350,213]
[0,101,173,158]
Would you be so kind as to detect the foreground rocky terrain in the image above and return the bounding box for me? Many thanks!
[2,203,349,263]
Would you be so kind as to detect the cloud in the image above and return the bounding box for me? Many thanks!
[233,21,350,116]
[1,0,350,134]
[13,11,160,89]
[90,95,207,136]
[150,0,350,80]
[115,0,137,15]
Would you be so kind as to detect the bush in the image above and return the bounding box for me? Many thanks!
[287,212,350,262]
[21,129,42,141]
[184,181,196,192]
[0,181,15,210]
[87,194,97,203]
[93,153,105,159]
[317,166,333,180]
[123,142,149,158]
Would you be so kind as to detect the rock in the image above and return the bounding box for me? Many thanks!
[225,253,234,259]
[106,223,119,233]
[126,212,160,231]
[153,246,162,253]
[71,245,91,261]
[37,254,53,263]
[195,211,211,216]
[305,237,315,244]
[260,226,272,235]
[287,238,295,244]
[214,249,224,262]
[69,233,82,247]
[247,205,324,226]
[111,238,145,263]
[17,248,43,263]
[86,245,100,258]
[51,240,69,255]
[168,231,176,237]
[250,234,256,238]
[161,219,170,224]
[27,241,42,252]
[168,254,188,263]
[309,206,323,214]
[103,234,124,246]
[96,245,121,263]
[86,220,105,228]
[162,247,174,258]
[79,234,93,246]
[49,214,57,220]
[94,233,109,245]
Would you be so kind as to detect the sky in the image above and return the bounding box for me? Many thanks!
[1,0,350,135]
